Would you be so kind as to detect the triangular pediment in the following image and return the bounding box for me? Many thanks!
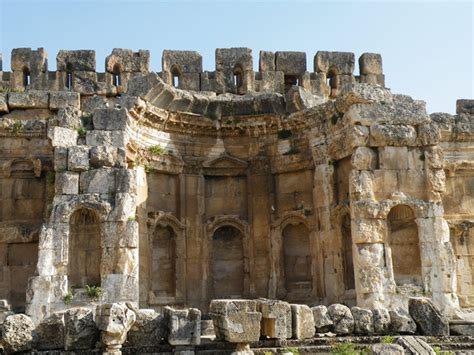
[202,154,248,176]
[203,154,248,169]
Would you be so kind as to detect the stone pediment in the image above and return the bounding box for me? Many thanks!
[148,153,185,175]
[202,154,248,176]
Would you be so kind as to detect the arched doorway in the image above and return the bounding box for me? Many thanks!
[151,225,177,299]
[341,213,355,290]
[69,208,102,288]
[211,225,244,298]
[387,205,422,286]
[282,223,312,297]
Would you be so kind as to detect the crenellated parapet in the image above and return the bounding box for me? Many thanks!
[0,47,384,98]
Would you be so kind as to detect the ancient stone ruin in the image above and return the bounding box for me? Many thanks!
[0,47,473,353]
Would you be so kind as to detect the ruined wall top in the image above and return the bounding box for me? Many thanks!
[0,47,384,97]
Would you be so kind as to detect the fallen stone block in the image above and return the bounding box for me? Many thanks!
[408,297,449,336]
[257,298,292,339]
[210,299,262,343]
[370,343,404,355]
[35,312,65,350]
[164,306,201,346]
[312,305,334,333]
[64,307,99,351]
[373,307,391,334]
[389,308,416,334]
[127,308,166,346]
[328,304,354,334]
[291,304,315,339]
[0,314,35,353]
[351,307,374,335]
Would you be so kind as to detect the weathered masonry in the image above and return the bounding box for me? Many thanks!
[0,47,472,324]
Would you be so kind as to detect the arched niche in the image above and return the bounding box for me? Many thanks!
[205,216,251,300]
[211,225,244,298]
[270,211,318,301]
[387,204,422,286]
[151,225,176,298]
[68,208,102,288]
[146,212,186,306]
[282,223,312,294]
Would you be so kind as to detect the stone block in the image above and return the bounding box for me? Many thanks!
[359,53,383,75]
[351,307,374,335]
[68,145,90,172]
[359,73,385,86]
[370,344,404,355]
[0,314,35,353]
[275,51,306,76]
[8,90,49,109]
[55,171,79,194]
[108,192,136,221]
[49,91,80,110]
[90,145,126,168]
[315,51,355,74]
[179,72,201,91]
[0,93,8,113]
[210,299,262,343]
[105,48,150,73]
[369,124,417,147]
[64,307,99,351]
[71,70,99,94]
[328,304,354,334]
[162,50,203,73]
[11,47,47,74]
[286,85,323,113]
[291,304,315,339]
[93,108,129,130]
[456,99,474,115]
[57,50,96,72]
[164,307,201,346]
[96,303,136,352]
[373,308,390,334]
[351,147,377,170]
[389,308,416,334]
[80,168,116,194]
[408,297,449,336]
[35,312,65,350]
[54,146,68,171]
[345,96,429,126]
[216,48,253,72]
[127,308,166,346]
[378,146,408,170]
[450,322,474,336]
[428,169,446,192]
[418,123,440,146]
[57,106,82,129]
[259,50,275,72]
[103,221,138,248]
[86,130,128,147]
[257,299,292,339]
[48,126,78,147]
[258,71,285,94]
[311,305,334,333]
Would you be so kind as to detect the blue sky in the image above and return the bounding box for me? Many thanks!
[0,0,472,113]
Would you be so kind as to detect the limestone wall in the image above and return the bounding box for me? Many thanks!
[0,47,471,324]
[0,47,383,97]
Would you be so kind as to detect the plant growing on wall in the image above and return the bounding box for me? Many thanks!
[10,121,24,134]
[63,292,74,305]
[148,145,168,156]
[85,285,104,302]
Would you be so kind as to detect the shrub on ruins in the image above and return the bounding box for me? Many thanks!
[148,144,168,156]
[85,285,104,301]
